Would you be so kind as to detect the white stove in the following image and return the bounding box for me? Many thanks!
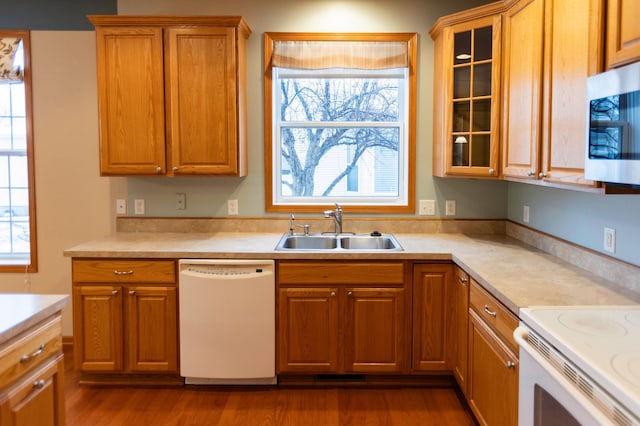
[516,305,640,426]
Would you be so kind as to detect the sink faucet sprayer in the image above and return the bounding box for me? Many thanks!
[324,203,343,235]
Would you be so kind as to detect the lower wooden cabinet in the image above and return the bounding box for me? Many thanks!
[453,266,470,394]
[467,279,519,426]
[411,263,455,371]
[277,261,408,374]
[71,259,178,377]
[0,312,65,426]
[0,355,65,426]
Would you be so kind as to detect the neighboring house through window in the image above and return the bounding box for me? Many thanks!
[0,31,37,272]
[264,33,417,213]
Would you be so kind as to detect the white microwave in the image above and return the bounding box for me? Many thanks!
[585,61,640,185]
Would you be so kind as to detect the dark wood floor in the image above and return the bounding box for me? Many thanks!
[64,348,477,426]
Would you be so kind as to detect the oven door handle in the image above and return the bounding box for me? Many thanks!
[514,326,627,426]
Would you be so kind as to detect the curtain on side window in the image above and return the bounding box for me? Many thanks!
[270,40,409,70]
[0,37,23,82]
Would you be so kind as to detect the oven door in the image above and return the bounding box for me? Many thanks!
[514,326,613,426]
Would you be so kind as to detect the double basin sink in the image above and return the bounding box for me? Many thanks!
[275,232,403,251]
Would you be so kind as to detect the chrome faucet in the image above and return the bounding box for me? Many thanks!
[324,203,343,235]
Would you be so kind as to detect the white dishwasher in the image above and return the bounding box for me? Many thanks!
[178,259,276,385]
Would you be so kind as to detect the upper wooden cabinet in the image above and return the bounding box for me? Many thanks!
[606,0,640,68]
[89,16,250,177]
[431,7,503,179]
[501,0,602,190]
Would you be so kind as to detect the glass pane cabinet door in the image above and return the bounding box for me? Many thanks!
[448,18,500,177]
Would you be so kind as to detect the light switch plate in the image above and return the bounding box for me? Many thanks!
[116,199,126,215]
[445,200,456,216]
[419,200,435,216]
[134,199,145,215]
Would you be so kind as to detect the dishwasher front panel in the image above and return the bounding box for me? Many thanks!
[178,259,275,384]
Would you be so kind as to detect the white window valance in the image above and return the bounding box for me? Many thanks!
[271,40,409,70]
[0,37,23,82]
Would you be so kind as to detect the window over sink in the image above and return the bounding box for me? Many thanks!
[263,33,417,213]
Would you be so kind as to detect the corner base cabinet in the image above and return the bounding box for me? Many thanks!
[71,259,179,382]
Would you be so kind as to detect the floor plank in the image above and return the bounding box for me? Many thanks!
[64,348,476,425]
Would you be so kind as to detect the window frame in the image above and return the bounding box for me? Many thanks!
[263,32,417,214]
[0,30,37,273]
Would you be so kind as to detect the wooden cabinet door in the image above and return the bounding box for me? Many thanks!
[166,27,241,176]
[412,264,454,371]
[453,266,469,394]
[502,0,545,180]
[72,285,123,372]
[278,288,339,373]
[468,309,518,426]
[606,0,640,68]
[0,355,65,426]
[344,288,406,373]
[124,286,178,372]
[540,0,602,189]
[95,26,166,175]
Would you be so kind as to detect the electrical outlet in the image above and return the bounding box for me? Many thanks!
[228,199,239,216]
[523,205,530,224]
[419,200,436,216]
[134,199,145,215]
[604,227,616,253]
[116,199,126,215]
[445,200,456,216]
[176,193,186,210]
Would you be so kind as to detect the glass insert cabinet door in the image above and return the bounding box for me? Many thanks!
[444,16,501,177]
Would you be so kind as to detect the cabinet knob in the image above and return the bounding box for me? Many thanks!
[506,361,516,369]
[156,166,162,173]
[173,166,179,172]
[330,291,336,297]
[488,168,495,175]
[129,290,136,295]
[347,291,353,296]
[33,379,46,389]
[539,172,548,178]
[527,171,535,177]
[483,304,497,317]
[111,290,118,295]
[459,277,468,284]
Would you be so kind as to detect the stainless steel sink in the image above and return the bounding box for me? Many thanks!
[278,235,338,250]
[275,233,403,251]
[339,235,401,250]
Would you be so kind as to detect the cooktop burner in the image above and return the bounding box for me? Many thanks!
[557,311,629,336]
[520,306,640,420]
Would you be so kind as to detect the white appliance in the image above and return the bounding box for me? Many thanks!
[178,259,276,385]
[514,306,640,426]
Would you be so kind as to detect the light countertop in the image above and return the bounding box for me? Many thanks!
[0,294,70,345]
[64,232,640,315]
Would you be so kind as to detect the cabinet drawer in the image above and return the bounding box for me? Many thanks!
[469,279,519,352]
[72,259,176,283]
[0,315,62,389]
[277,261,405,286]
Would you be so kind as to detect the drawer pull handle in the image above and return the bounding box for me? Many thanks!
[114,270,134,275]
[483,305,497,317]
[20,343,46,363]
[33,379,46,389]
[506,361,516,369]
